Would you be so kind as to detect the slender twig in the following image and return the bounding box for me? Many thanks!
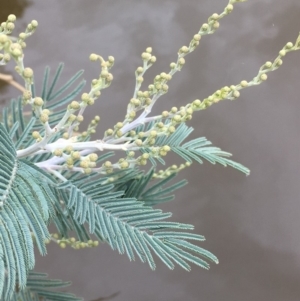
[0,72,26,92]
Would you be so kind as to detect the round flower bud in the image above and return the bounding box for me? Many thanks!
[162,145,171,152]
[93,241,99,247]
[8,14,16,22]
[135,139,143,146]
[285,42,293,49]
[91,79,98,86]
[233,90,240,98]
[168,126,176,133]
[260,74,268,81]
[157,122,164,128]
[19,32,26,40]
[148,138,156,145]
[23,90,32,100]
[178,58,185,65]
[68,114,76,122]
[104,161,112,168]
[162,111,169,118]
[89,153,98,162]
[129,111,136,118]
[137,76,144,83]
[141,52,151,60]
[42,109,50,115]
[150,56,156,63]
[213,21,220,29]
[139,159,147,166]
[12,48,22,57]
[135,67,143,74]
[276,59,283,66]
[240,80,248,87]
[264,61,272,68]
[128,151,135,157]
[193,34,201,41]
[107,73,113,81]
[70,101,80,110]
[120,161,129,169]
[146,47,152,53]
[31,20,38,28]
[84,168,92,174]
[173,115,181,122]
[162,84,169,92]
[106,128,114,135]
[129,130,136,137]
[34,97,44,106]
[142,153,149,159]
[279,50,286,56]
[181,46,189,53]
[62,133,69,139]
[115,122,123,129]
[59,242,66,249]
[71,151,81,160]
[6,22,15,31]
[3,53,11,62]
[101,70,109,78]
[226,4,233,12]
[81,97,92,105]
[211,13,219,20]
[81,93,89,102]
[108,56,115,63]
[40,113,49,123]
[23,67,33,78]
[150,130,157,137]
[185,108,192,115]
[66,157,74,166]
[77,115,84,122]
[53,149,63,157]
[116,130,123,138]
[32,131,40,139]
[201,23,209,31]
[171,107,178,113]
[159,150,167,156]
[170,62,177,69]
[89,53,98,61]
[138,132,145,138]
[80,160,89,168]
[89,162,96,168]
[0,34,8,44]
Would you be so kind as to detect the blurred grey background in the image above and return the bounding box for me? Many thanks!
[1,0,300,300]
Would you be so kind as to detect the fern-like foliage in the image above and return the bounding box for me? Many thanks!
[0,123,58,299]
[137,122,249,174]
[55,168,218,271]
[2,271,82,301]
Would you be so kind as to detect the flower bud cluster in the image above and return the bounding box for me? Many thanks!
[77,115,100,139]
[89,54,114,90]
[48,233,99,249]
[0,16,37,67]
[59,145,98,173]
[153,162,192,179]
